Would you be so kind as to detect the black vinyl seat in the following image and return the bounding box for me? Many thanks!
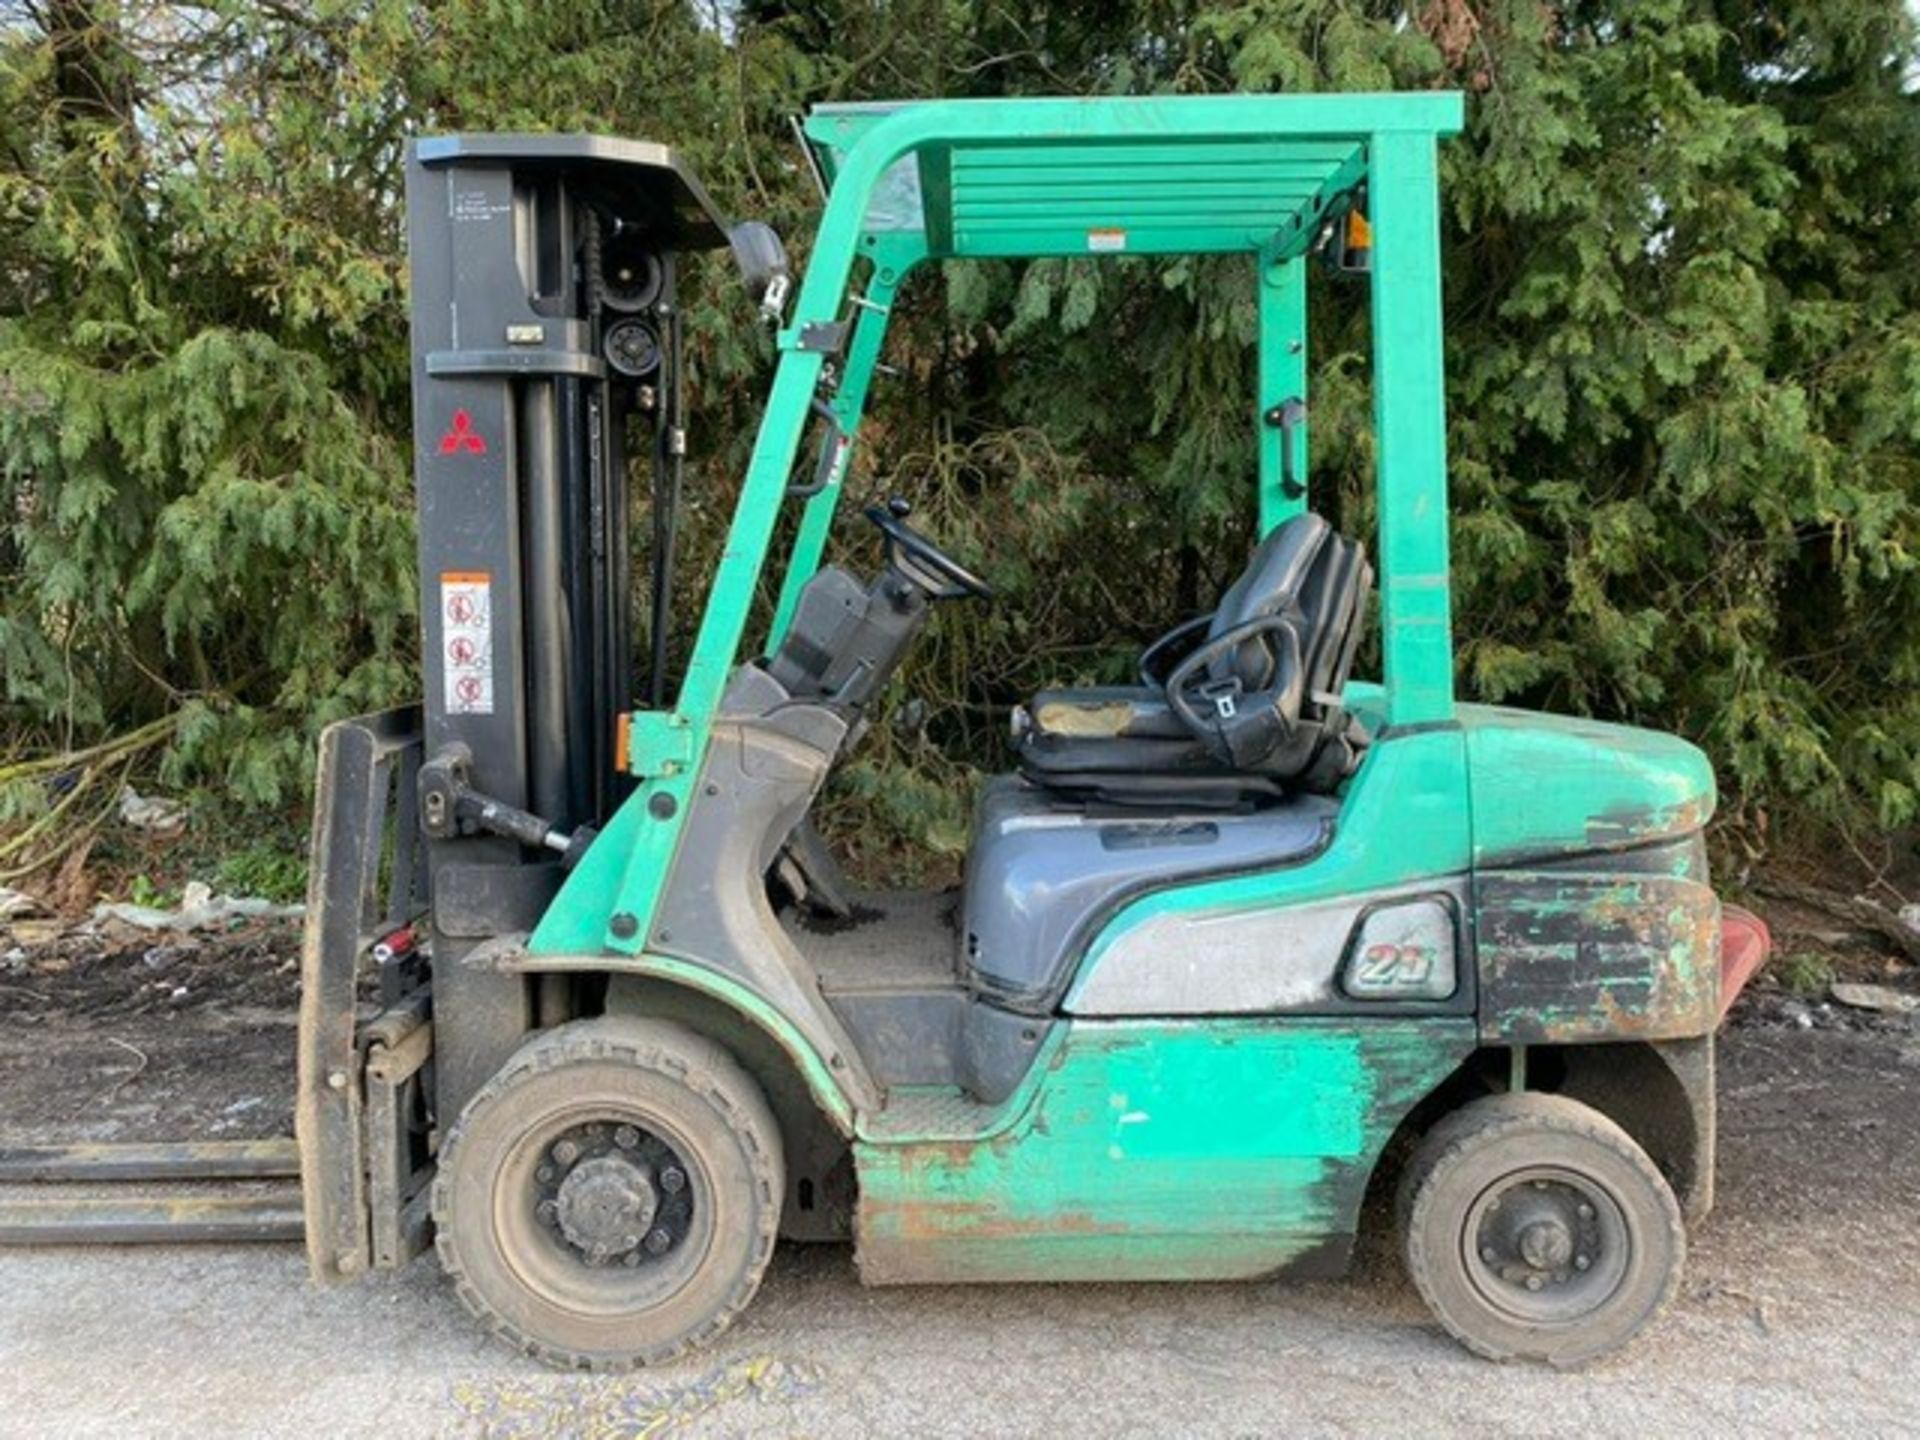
[1015,512,1373,806]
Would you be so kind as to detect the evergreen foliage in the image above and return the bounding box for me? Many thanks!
[2,2,1917,860]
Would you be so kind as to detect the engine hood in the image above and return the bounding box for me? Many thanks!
[1458,704,1716,868]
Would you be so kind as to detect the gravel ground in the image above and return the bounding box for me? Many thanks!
[1,1014,1917,1436]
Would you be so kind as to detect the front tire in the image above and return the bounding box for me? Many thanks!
[433,1017,784,1371]
[1398,1092,1683,1366]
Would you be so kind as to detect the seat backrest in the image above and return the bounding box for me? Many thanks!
[1186,511,1373,778]
[1287,521,1373,713]
[1203,513,1330,690]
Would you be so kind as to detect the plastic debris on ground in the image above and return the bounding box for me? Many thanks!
[117,785,189,835]
[92,880,304,933]
[1830,982,1920,1016]
[0,887,42,920]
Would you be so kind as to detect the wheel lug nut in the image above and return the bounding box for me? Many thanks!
[660,1166,686,1194]
[1480,1246,1498,1263]
[552,1139,579,1165]
[1525,1275,1544,1292]
[615,1125,641,1149]
[1575,1255,1591,1271]
[1577,1203,1594,1220]
[536,1164,554,1183]
[536,1199,559,1224]
[645,1227,672,1254]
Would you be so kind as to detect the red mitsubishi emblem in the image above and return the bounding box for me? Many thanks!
[439,409,487,456]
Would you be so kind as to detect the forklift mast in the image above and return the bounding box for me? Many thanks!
[401,136,731,1114]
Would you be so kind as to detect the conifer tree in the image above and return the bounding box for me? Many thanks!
[1,2,1916,853]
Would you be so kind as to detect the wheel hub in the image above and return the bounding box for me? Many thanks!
[555,1156,657,1260]
[532,1120,696,1268]
[1466,1170,1625,1321]
[1517,1217,1574,1271]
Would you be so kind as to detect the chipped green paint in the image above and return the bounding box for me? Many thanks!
[1460,703,1716,868]
[852,1018,1474,1285]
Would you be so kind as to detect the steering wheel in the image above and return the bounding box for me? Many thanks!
[864,499,994,601]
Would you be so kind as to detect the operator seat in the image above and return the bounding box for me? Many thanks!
[1014,512,1373,806]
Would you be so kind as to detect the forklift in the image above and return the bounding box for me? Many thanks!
[293,95,1770,1370]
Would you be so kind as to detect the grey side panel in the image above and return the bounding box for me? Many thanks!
[649,709,882,1111]
[818,991,1051,1104]
[961,776,1337,1012]
[800,888,1055,1104]
[1068,879,1472,1018]
[961,1002,1051,1105]
[821,991,964,1087]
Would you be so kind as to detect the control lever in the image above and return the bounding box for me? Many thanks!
[418,745,597,869]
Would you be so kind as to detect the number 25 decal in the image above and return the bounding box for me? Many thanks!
[1353,941,1436,990]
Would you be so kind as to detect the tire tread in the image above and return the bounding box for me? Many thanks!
[431,1017,783,1372]
[1400,1090,1684,1366]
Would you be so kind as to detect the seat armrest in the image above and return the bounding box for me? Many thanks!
[1137,612,1212,687]
[1164,614,1306,768]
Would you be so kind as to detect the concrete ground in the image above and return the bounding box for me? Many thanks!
[1,1019,1917,1436]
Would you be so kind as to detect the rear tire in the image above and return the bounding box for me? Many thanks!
[432,1016,783,1371]
[1398,1092,1683,1366]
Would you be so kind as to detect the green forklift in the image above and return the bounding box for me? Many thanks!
[297,93,1769,1371]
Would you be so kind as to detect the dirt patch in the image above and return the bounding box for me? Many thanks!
[0,917,300,1143]
[0,1013,295,1140]
[1,916,300,1022]
[1715,1010,1920,1227]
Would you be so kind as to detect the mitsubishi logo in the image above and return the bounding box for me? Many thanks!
[438,409,488,456]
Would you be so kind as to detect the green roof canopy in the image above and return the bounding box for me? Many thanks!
[804,93,1462,259]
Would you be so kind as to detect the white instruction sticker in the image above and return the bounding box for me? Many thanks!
[440,571,494,715]
[1087,227,1128,253]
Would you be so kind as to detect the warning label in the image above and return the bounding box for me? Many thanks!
[441,571,494,715]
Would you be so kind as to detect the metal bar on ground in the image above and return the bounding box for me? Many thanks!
[0,1138,301,1184]
[0,1192,304,1244]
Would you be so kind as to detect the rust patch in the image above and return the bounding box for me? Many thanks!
[1583,794,1711,853]
[1476,870,1720,1045]
[883,1190,1123,1244]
